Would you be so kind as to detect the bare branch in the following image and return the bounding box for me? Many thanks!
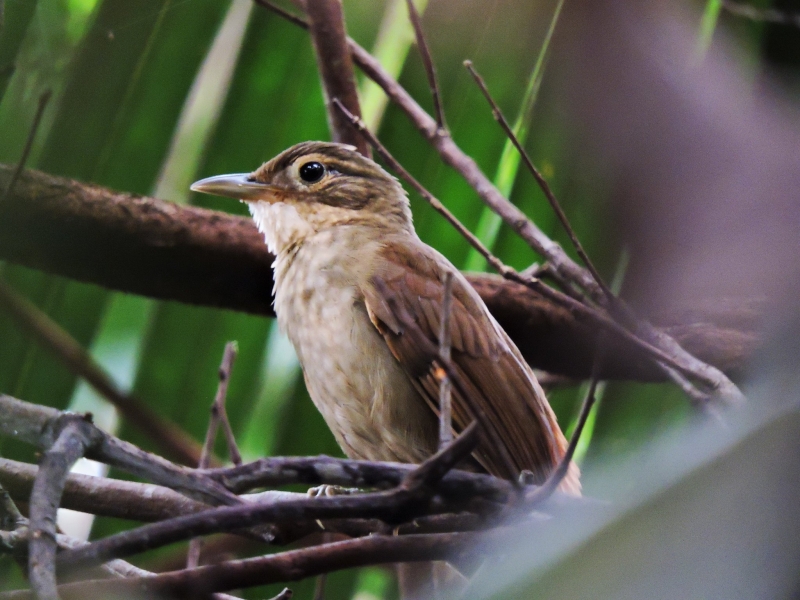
[0,483,23,531]
[40,532,486,598]
[304,0,369,156]
[28,414,98,600]
[0,457,487,548]
[0,457,211,522]
[199,342,241,469]
[57,425,484,572]
[2,519,154,580]
[207,454,513,502]
[190,342,241,569]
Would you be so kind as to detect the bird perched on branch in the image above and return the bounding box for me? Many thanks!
[192,141,579,493]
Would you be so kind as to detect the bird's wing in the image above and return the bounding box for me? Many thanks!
[362,238,576,487]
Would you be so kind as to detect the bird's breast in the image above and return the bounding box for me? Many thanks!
[272,229,436,464]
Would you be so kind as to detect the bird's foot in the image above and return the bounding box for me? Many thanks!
[307,485,360,497]
[518,470,536,485]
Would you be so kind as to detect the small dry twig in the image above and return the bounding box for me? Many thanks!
[312,573,326,600]
[1,89,51,203]
[464,60,614,305]
[404,0,446,131]
[526,379,598,506]
[0,395,239,509]
[188,342,241,570]
[199,342,242,469]
[372,274,520,482]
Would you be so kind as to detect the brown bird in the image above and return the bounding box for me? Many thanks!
[191,141,579,492]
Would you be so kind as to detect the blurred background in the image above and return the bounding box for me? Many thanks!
[0,0,798,597]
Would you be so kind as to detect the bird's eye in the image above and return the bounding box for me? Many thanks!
[299,161,325,183]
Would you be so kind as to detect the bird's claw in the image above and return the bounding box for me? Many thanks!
[307,485,359,497]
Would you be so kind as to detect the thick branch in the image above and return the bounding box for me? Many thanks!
[24,533,484,599]
[0,165,761,381]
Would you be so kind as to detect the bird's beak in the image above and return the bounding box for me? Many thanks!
[190,173,279,202]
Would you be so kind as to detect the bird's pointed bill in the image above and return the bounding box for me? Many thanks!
[190,173,276,202]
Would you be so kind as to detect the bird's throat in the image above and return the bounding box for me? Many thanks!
[248,201,314,257]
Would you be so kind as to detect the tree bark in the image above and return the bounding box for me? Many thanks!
[0,165,762,381]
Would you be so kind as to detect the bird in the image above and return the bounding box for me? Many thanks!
[191,141,579,493]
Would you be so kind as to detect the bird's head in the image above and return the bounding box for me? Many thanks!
[191,141,413,255]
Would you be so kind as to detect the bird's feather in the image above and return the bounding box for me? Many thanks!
[363,237,580,491]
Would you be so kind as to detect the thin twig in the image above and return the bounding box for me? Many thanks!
[402,421,480,492]
[200,342,241,468]
[437,272,454,450]
[463,60,615,305]
[404,0,446,131]
[530,333,613,503]
[526,368,601,505]
[659,363,712,409]
[330,99,740,403]
[1,89,51,203]
[319,4,742,403]
[29,414,98,600]
[0,483,23,531]
[0,278,207,466]
[0,393,517,510]
[253,0,307,27]
[2,519,155,579]
[189,342,241,569]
